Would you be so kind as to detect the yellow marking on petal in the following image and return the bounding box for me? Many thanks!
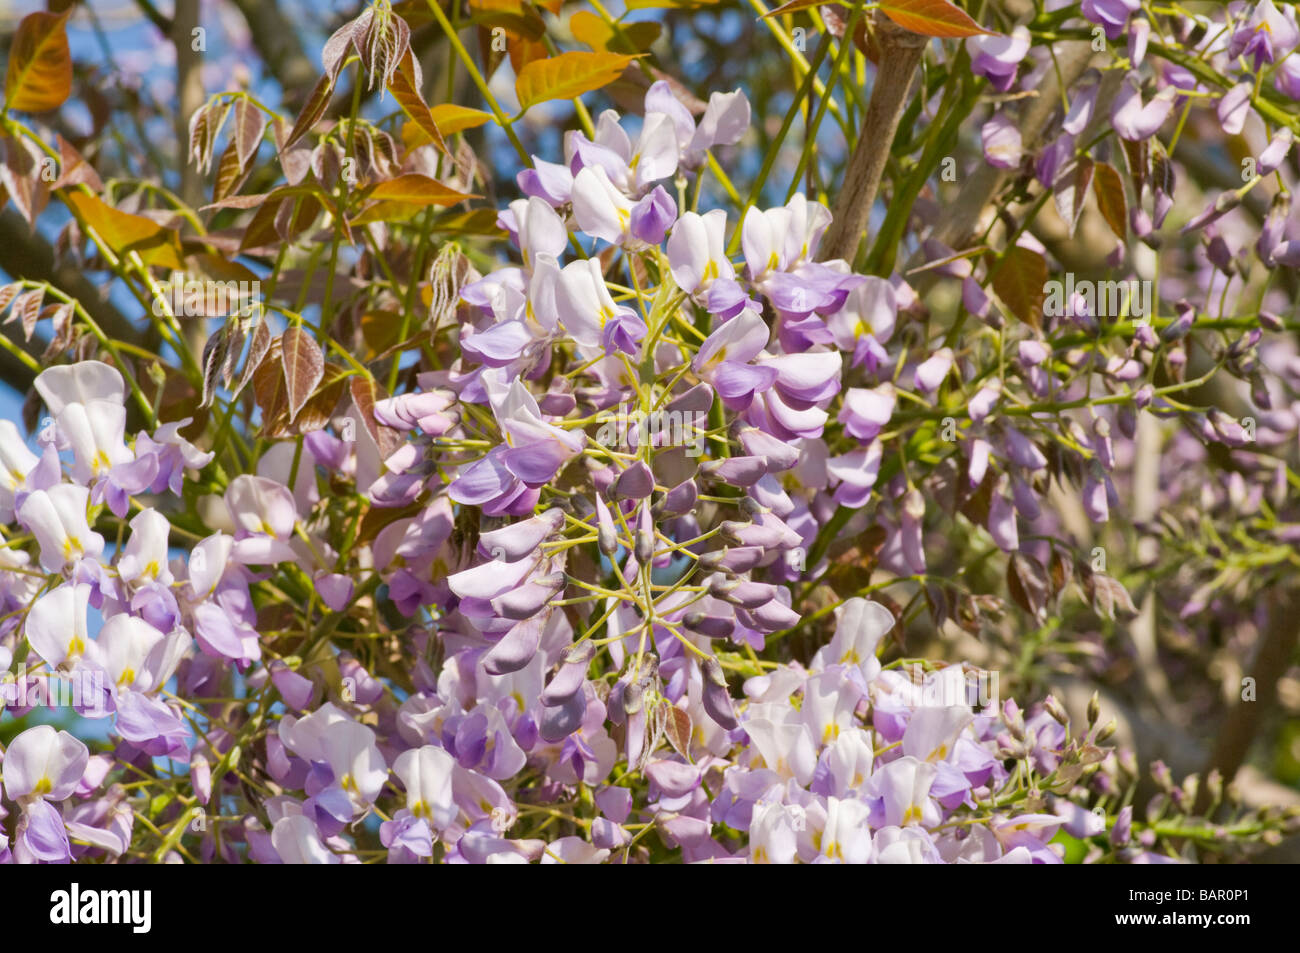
[822,723,839,744]
[34,777,53,796]
[902,804,923,825]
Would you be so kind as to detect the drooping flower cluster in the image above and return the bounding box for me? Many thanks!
[3,0,1300,865]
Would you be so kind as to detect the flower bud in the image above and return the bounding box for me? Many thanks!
[190,753,212,806]
[635,527,655,564]
[1109,805,1132,848]
[541,641,594,706]
[708,576,740,599]
[613,461,655,500]
[701,456,768,487]
[655,479,698,517]
[595,495,619,556]
[707,545,764,573]
[721,520,788,548]
[1205,768,1223,807]
[683,611,733,639]
[1150,759,1173,792]
[1258,192,1290,264]
[1161,300,1195,342]
[1002,699,1026,741]
[701,656,738,730]
[713,578,777,609]
[697,550,727,572]
[1145,793,1168,824]
[492,572,566,620]
[1096,717,1119,744]
[540,690,587,742]
[1023,728,1038,754]
[1181,190,1240,235]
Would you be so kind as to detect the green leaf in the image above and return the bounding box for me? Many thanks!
[760,0,823,17]
[1007,552,1049,620]
[282,74,332,150]
[237,184,324,251]
[281,327,325,422]
[991,245,1047,329]
[365,174,475,204]
[663,703,694,761]
[569,10,662,51]
[236,319,272,397]
[1052,156,1094,238]
[427,104,493,134]
[352,173,476,226]
[64,191,186,270]
[624,0,720,8]
[349,376,404,458]
[878,0,993,38]
[387,50,451,157]
[233,99,266,169]
[515,52,639,111]
[4,11,73,113]
[1092,161,1128,241]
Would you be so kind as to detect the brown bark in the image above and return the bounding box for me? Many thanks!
[817,14,928,265]
[172,0,206,360]
[1195,589,1300,814]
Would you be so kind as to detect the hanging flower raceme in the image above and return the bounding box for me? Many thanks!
[6,0,1300,866]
